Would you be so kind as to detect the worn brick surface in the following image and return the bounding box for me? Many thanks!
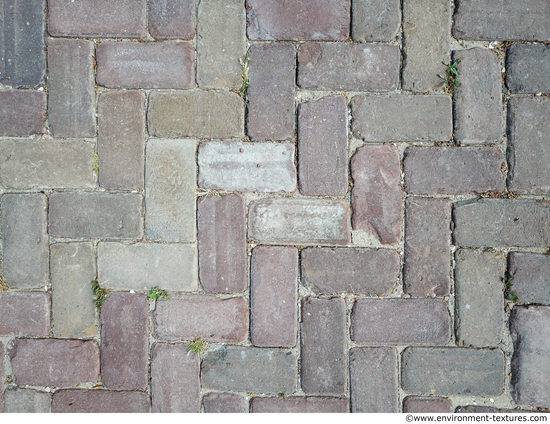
[251,397,349,413]
[0,342,3,413]
[148,0,195,40]
[509,253,550,305]
[52,390,150,413]
[100,293,149,390]
[456,406,523,413]
[507,44,550,94]
[351,0,400,42]
[0,292,50,336]
[351,144,402,245]
[301,298,347,395]
[298,95,348,196]
[0,90,46,136]
[403,396,452,413]
[203,393,245,413]
[4,389,51,413]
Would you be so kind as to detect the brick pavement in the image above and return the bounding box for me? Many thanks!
[0,0,549,414]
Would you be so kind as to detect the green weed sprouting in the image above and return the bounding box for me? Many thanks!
[92,279,108,311]
[149,287,171,301]
[440,59,462,94]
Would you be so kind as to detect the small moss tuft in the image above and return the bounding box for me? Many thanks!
[92,279,108,311]
[187,338,208,357]
[149,287,171,301]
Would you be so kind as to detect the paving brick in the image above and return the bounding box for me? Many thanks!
[350,347,398,413]
[352,299,451,345]
[248,198,351,245]
[148,91,244,139]
[151,343,200,413]
[197,0,246,89]
[298,95,348,196]
[148,0,195,40]
[352,94,453,142]
[203,393,245,413]
[251,397,349,413]
[401,347,505,396]
[48,0,147,38]
[49,192,143,239]
[507,44,550,94]
[154,295,248,343]
[246,0,350,41]
[453,199,550,248]
[404,198,451,297]
[50,243,97,338]
[508,97,550,195]
[198,141,297,192]
[508,253,550,305]
[0,0,46,88]
[403,396,452,413]
[298,43,399,91]
[0,292,50,336]
[510,306,550,408]
[9,339,99,387]
[0,342,3,413]
[1,194,48,289]
[4,389,50,413]
[145,139,196,242]
[198,194,247,294]
[251,246,298,347]
[351,145,402,245]
[98,90,146,190]
[404,146,505,195]
[52,390,150,413]
[351,0,401,42]
[48,39,96,137]
[455,406,523,413]
[0,90,46,136]
[301,247,399,296]
[453,0,550,41]
[247,43,295,141]
[301,297,347,395]
[202,346,297,394]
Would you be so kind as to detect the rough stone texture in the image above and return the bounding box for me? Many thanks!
[154,295,248,343]
[50,242,97,338]
[351,0,401,42]
[197,0,246,89]
[148,0,195,40]
[455,406,524,413]
[201,346,297,394]
[508,253,550,305]
[100,293,149,390]
[148,91,244,139]
[145,139,196,242]
[403,396,452,413]
[351,299,451,345]
[9,339,99,387]
[4,389,51,413]
[453,0,550,41]
[198,194,247,294]
[198,141,297,192]
[351,144,402,245]
[350,347,398,413]
[0,342,2,413]
[203,393,246,413]
[248,198,351,245]
[404,198,451,297]
[297,43,399,91]
[402,0,451,92]
[250,246,298,348]
[403,146,505,195]
[151,343,200,413]
[48,0,147,38]
[301,297,347,396]
[49,192,143,239]
[507,44,550,94]
[301,247,399,296]
[247,43,295,141]
[298,95,348,196]
[48,39,96,137]
[0,292,50,336]
[0,90,46,136]
[401,347,505,396]
[246,0,350,41]
[0,0,46,88]
[510,306,550,408]
[251,397,349,413]
[98,90,146,190]
[507,97,550,195]
[1,194,49,289]
[352,94,453,142]
[52,390,150,413]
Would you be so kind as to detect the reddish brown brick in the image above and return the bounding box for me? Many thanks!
[0,90,46,136]
[203,393,246,413]
[251,397,349,413]
[52,390,150,413]
[0,292,50,337]
[403,396,452,413]
[149,0,195,40]
[508,253,550,304]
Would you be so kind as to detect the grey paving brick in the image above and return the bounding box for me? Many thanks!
[52,390,150,413]
[351,144,402,245]
[455,406,524,413]
[198,141,296,192]
[145,139,196,242]
[201,346,297,394]
[4,389,51,413]
[251,397,349,413]
[403,396,452,413]
[248,198,351,245]
[351,0,401,42]
[247,43,295,141]
[508,253,550,305]
[0,90,46,136]
[352,94,453,142]
[507,44,550,94]
[203,393,246,413]
[297,43,399,91]
[148,0,195,40]
[48,39,96,137]
[350,347,398,413]
[0,292,50,336]
[298,95,348,196]
[0,342,3,412]
[49,192,143,239]
[301,297,347,395]
[401,347,505,396]
[1,194,48,289]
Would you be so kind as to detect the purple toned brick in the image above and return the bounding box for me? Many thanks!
[251,397,349,413]
[298,95,348,196]
[403,397,452,413]
[0,292,50,336]
[203,393,245,413]
[149,0,195,40]
[52,390,150,413]
[101,293,149,390]
[509,253,550,305]
[507,44,550,94]
[352,0,401,42]
[351,144,402,245]
[0,342,3,412]
[0,90,46,136]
